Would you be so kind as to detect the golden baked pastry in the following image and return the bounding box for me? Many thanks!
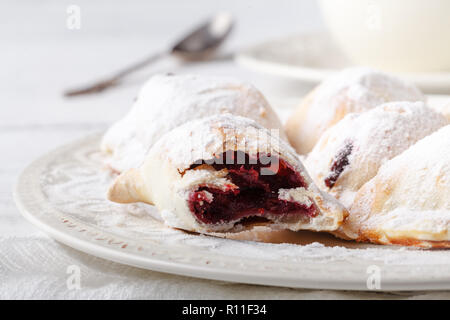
[344,125,450,248]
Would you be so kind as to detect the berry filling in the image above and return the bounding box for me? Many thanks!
[324,140,353,189]
[187,151,317,225]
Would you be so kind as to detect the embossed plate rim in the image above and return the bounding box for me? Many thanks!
[235,33,450,91]
[13,133,450,291]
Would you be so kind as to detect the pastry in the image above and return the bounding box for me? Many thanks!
[101,73,285,172]
[107,114,348,234]
[430,99,450,123]
[285,67,426,154]
[345,125,450,248]
[305,101,447,209]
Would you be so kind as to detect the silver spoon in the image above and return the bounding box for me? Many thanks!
[64,12,234,97]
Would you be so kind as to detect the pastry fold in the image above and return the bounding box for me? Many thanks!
[285,67,425,154]
[347,125,450,248]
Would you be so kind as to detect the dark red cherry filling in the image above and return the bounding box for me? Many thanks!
[324,140,353,189]
[187,151,317,225]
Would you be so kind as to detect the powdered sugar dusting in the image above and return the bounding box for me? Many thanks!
[132,114,346,233]
[152,114,295,171]
[351,125,450,243]
[286,67,426,154]
[306,101,448,209]
[429,99,450,122]
[307,67,426,131]
[101,74,284,172]
[376,209,450,235]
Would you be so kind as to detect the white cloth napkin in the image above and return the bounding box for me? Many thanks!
[2,231,450,299]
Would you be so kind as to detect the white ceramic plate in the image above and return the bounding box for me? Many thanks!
[236,33,450,93]
[13,114,450,291]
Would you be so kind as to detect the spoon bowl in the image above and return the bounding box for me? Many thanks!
[172,12,234,60]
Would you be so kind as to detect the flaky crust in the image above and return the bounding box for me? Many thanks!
[108,114,347,234]
[305,101,447,209]
[285,67,425,154]
[101,73,285,172]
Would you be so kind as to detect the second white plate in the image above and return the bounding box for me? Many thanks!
[236,33,450,92]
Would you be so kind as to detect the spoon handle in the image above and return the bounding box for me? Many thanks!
[64,51,166,97]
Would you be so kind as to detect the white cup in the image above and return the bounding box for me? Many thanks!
[318,0,450,72]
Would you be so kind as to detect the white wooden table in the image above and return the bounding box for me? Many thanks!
[2,0,448,299]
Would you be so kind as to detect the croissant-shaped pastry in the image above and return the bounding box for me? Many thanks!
[107,114,348,234]
[305,101,447,209]
[345,125,450,248]
[285,67,426,154]
[101,74,285,172]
